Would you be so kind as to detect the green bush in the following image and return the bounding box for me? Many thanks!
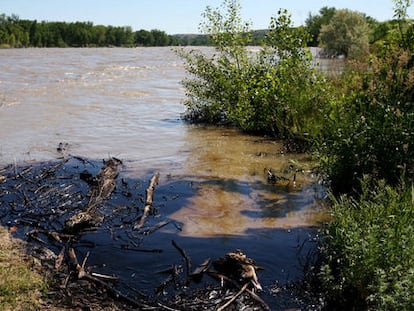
[316,39,414,194]
[319,177,414,309]
[176,1,331,142]
[317,97,414,194]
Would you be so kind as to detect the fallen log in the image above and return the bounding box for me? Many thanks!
[64,157,122,233]
[133,172,160,230]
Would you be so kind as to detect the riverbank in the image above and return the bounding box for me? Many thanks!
[0,224,131,310]
[0,154,326,310]
[0,225,267,310]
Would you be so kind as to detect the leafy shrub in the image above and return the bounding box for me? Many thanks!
[176,0,331,143]
[316,37,414,194]
[319,177,414,309]
[317,98,414,194]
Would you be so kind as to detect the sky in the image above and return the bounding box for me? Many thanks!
[2,0,413,34]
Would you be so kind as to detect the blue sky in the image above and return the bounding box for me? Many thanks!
[2,0,413,34]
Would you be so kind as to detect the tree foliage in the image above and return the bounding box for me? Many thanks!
[304,6,336,46]
[0,13,183,47]
[319,9,370,59]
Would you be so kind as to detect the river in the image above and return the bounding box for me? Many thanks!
[0,47,327,309]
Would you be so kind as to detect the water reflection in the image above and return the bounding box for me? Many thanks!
[169,126,329,237]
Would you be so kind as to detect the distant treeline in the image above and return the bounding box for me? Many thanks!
[0,13,271,48]
[1,11,394,49]
[0,13,213,47]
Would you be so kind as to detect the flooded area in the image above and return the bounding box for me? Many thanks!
[0,47,328,309]
[169,126,327,237]
[0,47,186,168]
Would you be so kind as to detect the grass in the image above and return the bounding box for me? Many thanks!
[0,226,46,311]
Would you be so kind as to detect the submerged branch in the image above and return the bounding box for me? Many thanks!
[134,172,160,230]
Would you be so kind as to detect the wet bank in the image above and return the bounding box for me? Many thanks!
[0,151,326,310]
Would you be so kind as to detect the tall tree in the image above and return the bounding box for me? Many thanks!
[150,29,170,46]
[135,29,154,46]
[305,6,336,46]
[319,9,370,58]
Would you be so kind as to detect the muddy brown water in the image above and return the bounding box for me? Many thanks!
[0,47,328,309]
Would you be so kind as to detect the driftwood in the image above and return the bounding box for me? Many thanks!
[55,246,65,271]
[138,220,170,235]
[208,271,270,311]
[64,157,122,233]
[190,257,211,283]
[217,282,249,311]
[213,249,263,291]
[172,240,192,284]
[68,247,88,279]
[26,229,75,244]
[133,172,160,230]
[265,168,289,184]
[66,247,150,309]
[168,243,269,310]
